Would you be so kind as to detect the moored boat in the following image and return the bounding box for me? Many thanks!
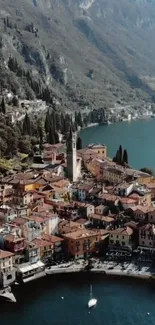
[88,285,97,308]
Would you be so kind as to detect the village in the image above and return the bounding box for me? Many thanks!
[0,128,155,297]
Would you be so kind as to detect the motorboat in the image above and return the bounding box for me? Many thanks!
[88,285,97,308]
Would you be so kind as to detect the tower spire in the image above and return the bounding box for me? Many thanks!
[66,126,77,182]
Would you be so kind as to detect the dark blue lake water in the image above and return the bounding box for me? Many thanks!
[1,274,155,325]
[81,119,155,169]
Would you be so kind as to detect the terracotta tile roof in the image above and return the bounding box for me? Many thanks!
[106,167,124,176]
[110,226,133,236]
[52,179,70,188]
[59,220,82,234]
[119,197,136,204]
[100,193,118,201]
[12,217,28,226]
[130,206,150,213]
[63,228,98,240]
[0,249,14,259]
[128,193,141,199]
[42,234,64,243]
[29,215,46,223]
[72,201,94,208]
[4,234,25,243]
[88,143,106,149]
[124,221,139,229]
[139,223,154,231]
[77,148,96,155]
[78,184,93,192]
[90,213,115,222]
[33,203,53,212]
[32,238,53,248]
[35,211,57,219]
[75,218,88,224]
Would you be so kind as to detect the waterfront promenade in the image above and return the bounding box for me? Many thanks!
[43,259,154,280]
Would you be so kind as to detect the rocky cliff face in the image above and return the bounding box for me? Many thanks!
[0,0,155,110]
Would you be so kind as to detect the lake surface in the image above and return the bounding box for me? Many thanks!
[80,118,155,169]
[1,274,155,325]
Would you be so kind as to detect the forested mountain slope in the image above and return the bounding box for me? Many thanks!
[0,0,155,109]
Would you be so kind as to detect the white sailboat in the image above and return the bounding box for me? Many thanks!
[88,285,97,308]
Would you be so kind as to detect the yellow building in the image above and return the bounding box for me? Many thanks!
[78,143,107,163]
[87,144,107,158]
[32,238,53,262]
[103,167,124,184]
[109,227,133,250]
[139,224,155,248]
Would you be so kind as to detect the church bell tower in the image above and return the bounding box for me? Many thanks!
[66,128,77,182]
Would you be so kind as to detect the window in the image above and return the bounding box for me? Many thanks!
[149,242,152,246]
[110,234,113,238]
[102,150,104,154]
[110,240,113,244]
[122,241,125,246]
[117,235,118,238]
[122,236,124,239]
[142,241,144,245]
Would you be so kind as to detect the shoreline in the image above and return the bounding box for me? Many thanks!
[18,261,155,285]
[80,115,154,133]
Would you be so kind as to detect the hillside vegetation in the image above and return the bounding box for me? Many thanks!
[0,0,155,109]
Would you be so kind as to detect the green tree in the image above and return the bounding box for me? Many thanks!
[140,168,153,176]
[37,118,44,145]
[12,96,19,107]
[18,136,31,154]
[123,149,128,165]
[1,97,6,115]
[44,109,50,134]
[54,131,59,143]
[23,113,31,135]
[77,111,83,128]
[6,126,18,156]
[113,149,121,164]
[76,136,82,150]
[119,145,123,164]
[48,127,55,144]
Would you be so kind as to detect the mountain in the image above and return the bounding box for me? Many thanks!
[0,0,155,110]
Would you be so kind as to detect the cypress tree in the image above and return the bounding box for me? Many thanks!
[44,109,50,134]
[23,113,31,135]
[54,131,59,143]
[119,145,123,164]
[1,97,6,115]
[48,127,55,144]
[77,111,83,127]
[123,149,128,165]
[76,136,82,150]
[115,149,121,164]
